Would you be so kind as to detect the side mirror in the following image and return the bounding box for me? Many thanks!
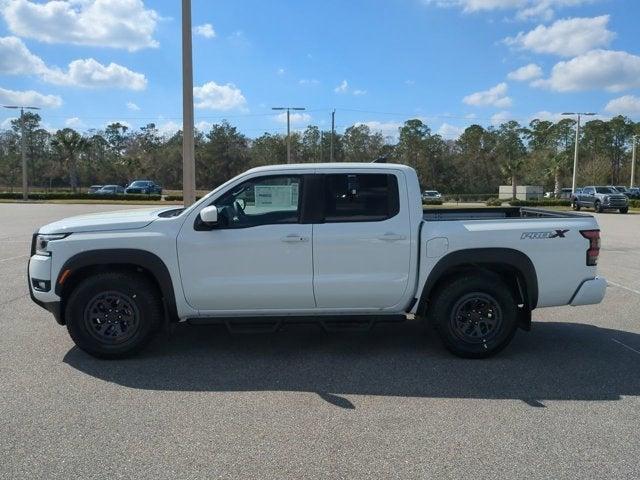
[200,206,218,225]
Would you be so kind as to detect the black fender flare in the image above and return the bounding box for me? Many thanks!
[55,249,178,323]
[417,248,538,314]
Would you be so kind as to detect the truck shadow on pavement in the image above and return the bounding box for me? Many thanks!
[63,321,640,408]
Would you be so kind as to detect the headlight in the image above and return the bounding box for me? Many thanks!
[35,234,68,256]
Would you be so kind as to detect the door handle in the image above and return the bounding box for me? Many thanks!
[378,232,406,241]
[281,234,309,243]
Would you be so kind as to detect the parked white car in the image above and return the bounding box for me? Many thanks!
[29,163,606,359]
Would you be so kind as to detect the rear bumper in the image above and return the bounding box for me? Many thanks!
[570,277,607,306]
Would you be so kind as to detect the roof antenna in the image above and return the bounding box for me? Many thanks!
[371,156,387,163]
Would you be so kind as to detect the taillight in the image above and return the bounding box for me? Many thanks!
[580,230,601,266]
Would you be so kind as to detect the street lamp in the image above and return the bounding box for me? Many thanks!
[2,105,40,200]
[562,112,596,193]
[272,107,305,163]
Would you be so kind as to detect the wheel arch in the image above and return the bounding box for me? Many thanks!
[55,249,178,325]
[416,248,538,317]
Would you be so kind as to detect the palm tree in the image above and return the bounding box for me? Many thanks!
[51,128,86,192]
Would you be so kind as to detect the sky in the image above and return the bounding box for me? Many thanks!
[1,0,639,141]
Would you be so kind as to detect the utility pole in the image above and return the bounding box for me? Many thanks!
[181,0,196,206]
[272,106,305,163]
[562,112,596,193]
[330,109,335,162]
[632,135,637,188]
[2,105,40,200]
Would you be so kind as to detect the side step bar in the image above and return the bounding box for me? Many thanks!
[186,314,407,334]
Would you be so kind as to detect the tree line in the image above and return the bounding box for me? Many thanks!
[0,113,638,195]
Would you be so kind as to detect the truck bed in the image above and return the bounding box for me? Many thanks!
[423,206,588,221]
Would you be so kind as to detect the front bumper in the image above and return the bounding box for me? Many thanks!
[570,277,607,306]
[28,253,64,324]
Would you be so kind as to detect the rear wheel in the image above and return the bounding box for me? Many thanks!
[65,271,162,359]
[429,273,519,358]
[594,201,603,213]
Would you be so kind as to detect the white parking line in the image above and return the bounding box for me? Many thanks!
[612,338,640,356]
[607,280,640,296]
[0,254,28,263]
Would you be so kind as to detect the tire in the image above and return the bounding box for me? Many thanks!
[572,200,581,211]
[65,271,162,359]
[429,273,519,359]
[620,207,628,214]
[594,201,603,213]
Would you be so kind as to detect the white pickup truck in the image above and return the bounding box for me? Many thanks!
[28,163,607,359]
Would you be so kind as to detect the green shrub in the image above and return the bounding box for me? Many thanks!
[485,198,503,206]
[629,199,640,208]
[422,198,443,206]
[0,192,161,201]
[164,195,202,201]
[508,199,571,207]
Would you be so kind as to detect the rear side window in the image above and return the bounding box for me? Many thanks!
[323,173,399,222]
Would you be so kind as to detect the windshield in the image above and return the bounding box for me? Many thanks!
[595,187,616,194]
[130,181,150,187]
[424,191,438,196]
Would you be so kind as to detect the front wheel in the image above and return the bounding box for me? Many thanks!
[65,272,162,358]
[620,207,629,214]
[594,201,603,213]
[429,274,519,358]
[572,200,581,211]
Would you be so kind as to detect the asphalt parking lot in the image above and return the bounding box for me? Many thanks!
[1,203,639,480]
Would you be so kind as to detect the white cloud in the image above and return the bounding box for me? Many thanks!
[193,81,247,110]
[463,82,512,108]
[194,23,216,39]
[334,79,366,95]
[507,63,543,81]
[529,111,566,122]
[276,68,285,76]
[2,0,159,51]
[1,117,16,129]
[156,121,181,137]
[65,117,84,129]
[273,112,312,125]
[334,79,349,93]
[491,110,513,125]
[126,101,140,111]
[357,121,403,140]
[0,86,62,108]
[423,0,595,21]
[405,79,415,86]
[0,37,147,90]
[605,95,640,116]
[533,50,640,92]
[195,121,213,132]
[44,58,147,90]
[437,123,464,138]
[504,16,614,57]
[299,78,320,85]
[0,36,47,74]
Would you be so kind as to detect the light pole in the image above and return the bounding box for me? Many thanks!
[631,135,637,188]
[2,105,40,200]
[330,109,335,162]
[181,0,196,206]
[562,112,596,193]
[272,107,305,163]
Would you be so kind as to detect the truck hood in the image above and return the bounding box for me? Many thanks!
[38,207,175,234]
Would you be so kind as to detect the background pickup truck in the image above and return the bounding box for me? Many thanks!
[28,163,606,359]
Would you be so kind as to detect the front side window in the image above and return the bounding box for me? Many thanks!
[323,173,399,222]
[595,187,615,194]
[212,175,301,228]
